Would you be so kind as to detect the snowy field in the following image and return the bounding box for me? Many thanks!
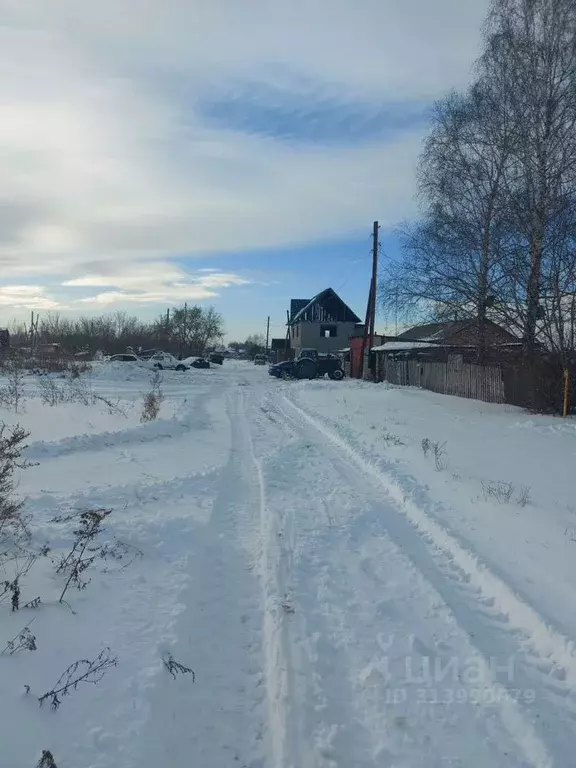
[1,361,576,767]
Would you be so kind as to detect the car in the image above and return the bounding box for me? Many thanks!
[190,358,210,369]
[254,354,267,365]
[268,360,297,379]
[147,352,188,371]
[139,348,162,360]
[209,352,224,365]
[182,356,211,369]
[269,349,345,381]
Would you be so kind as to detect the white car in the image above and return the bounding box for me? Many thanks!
[147,352,188,371]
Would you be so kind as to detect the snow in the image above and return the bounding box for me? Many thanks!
[0,364,575,767]
[372,340,437,351]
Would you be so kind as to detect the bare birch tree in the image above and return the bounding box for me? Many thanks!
[482,0,576,357]
[382,0,576,368]
[382,79,512,359]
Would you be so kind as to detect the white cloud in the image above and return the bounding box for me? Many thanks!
[78,288,217,306]
[0,285,61,310]
[0,0,489,315]
[64,261,249,307]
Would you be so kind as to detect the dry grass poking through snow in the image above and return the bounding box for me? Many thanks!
[141,370,164,423]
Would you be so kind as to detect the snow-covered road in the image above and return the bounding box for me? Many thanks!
[2,362,576,767]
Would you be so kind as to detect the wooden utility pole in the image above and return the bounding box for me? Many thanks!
[265,316,270,351]
[29,310,39,348]
[369,220,379,351]
[360,221,379,378]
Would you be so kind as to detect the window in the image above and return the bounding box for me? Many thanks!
[320,324,337,338]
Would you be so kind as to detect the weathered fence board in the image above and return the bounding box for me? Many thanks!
[382,358,505,404]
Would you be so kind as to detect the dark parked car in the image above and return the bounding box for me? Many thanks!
[190,358,210,369]
[269,350,345,381]
[209,352,224,365]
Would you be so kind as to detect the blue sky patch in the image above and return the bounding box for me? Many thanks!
[197,82,430,145]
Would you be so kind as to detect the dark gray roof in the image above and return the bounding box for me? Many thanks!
[290,299,310,321]
[397,321,473,342]
[289,288,361,325]
[396,319,520,344]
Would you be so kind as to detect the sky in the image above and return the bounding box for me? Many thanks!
[0,0,490,341]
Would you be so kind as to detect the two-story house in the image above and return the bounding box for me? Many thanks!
[289,288,362,356]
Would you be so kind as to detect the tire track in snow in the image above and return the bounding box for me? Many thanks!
[245,391,298,768]
[246,392,374,768]
[274,395,566,768]
[131,388,267,768]
[283,396,576,685]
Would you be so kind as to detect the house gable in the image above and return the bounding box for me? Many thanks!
[289,288,361,326]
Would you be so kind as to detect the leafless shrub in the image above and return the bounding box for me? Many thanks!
[38,751,58,768]
[281,594,295,614]
[482,480,515,504]
[383,429,405,447]
[516,486,532,508]
[36,375,126,416]
[0,357,26,413]
[66,376,92,406]
[1,619,37,655]
[0,552,39,611]
[433,441,447,471]
[92,393,126,417]
[99,538,144,572]
[23,596,41,609]
[140,392,162,422]
[0,423,33,546]
[141,370,164,423]
[56,509,112,602]
[70,378,127,415]
[48,511,78,524]
[421,438,448,470]
[36,377,67,407]
[38,647,118,710]
[162,652,195,681]
[53,509,140,600]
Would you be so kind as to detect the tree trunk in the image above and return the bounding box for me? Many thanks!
[524,226,544,358]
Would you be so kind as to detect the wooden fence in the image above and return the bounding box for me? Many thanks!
[381,358,505,404]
